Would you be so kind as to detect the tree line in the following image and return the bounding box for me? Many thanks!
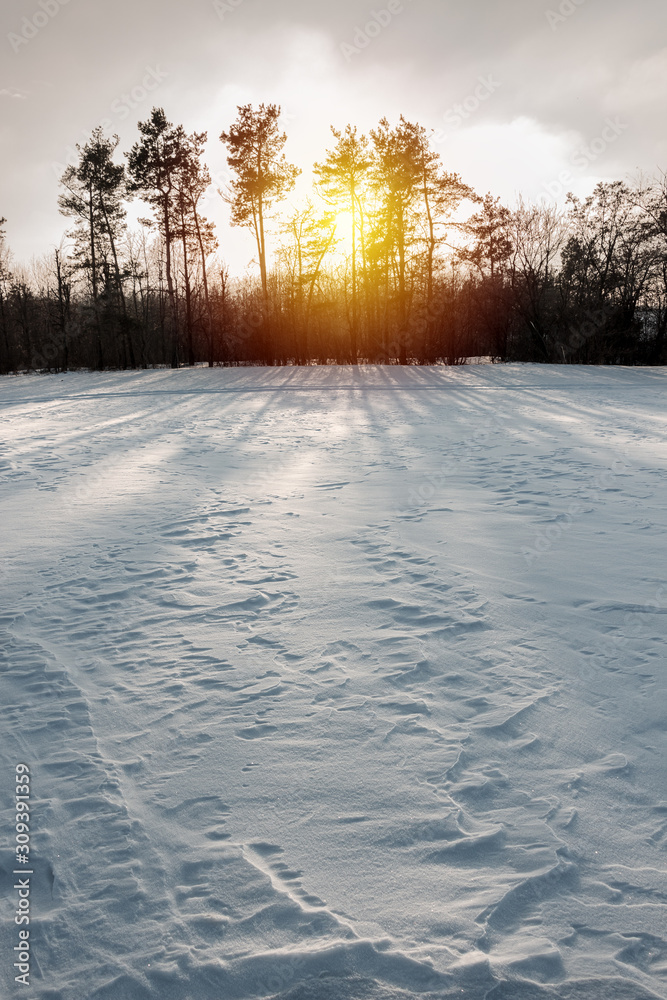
[1,103,667,373]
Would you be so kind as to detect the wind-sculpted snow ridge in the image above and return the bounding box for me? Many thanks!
[0,364,666,1000]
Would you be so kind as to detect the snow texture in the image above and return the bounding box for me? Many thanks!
[1,363,666,1000]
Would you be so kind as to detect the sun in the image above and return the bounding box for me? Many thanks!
[333,210,355,257]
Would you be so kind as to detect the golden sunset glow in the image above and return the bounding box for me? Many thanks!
[333,209,355,256]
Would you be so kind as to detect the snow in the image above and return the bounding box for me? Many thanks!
[1,363,666,1000]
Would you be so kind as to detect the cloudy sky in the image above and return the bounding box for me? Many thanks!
[2,0,666,273]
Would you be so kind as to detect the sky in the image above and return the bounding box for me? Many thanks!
[1,0,666,275]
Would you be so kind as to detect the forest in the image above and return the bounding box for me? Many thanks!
[1,103,666,373]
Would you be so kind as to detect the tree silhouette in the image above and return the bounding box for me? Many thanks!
[0,217,14,373]
[279,200,338,362]
[173,130,218,365]
[59,127,129,368]
[315,125,371,363]
[3,106,667,374]
[458,193,513,279]
[220,104,300,312]
[128,108,184,367]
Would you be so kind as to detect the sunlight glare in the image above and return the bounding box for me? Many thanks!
[334,210,355,257]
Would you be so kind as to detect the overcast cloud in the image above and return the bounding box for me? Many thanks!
[2,0,666,272]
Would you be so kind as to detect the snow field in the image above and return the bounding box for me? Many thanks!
[0,364,666,999]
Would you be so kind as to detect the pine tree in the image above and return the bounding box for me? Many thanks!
[314,126,371,363]
[58,127,129,368]
[220,104,300,354]
[128,109,184,367]
[173,131,218,366]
